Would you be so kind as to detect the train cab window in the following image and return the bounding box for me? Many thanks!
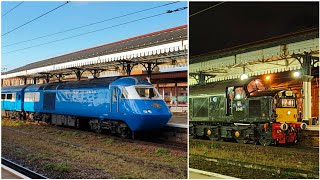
[234,87,246,100]
[121,88,128,99]
[135,87,160,99]
[1,94,5,100]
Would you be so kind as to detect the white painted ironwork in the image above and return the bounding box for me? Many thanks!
[189,38,319,85]
[3,40,188,79]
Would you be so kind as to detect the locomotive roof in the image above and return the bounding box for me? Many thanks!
[1,85,30,93]
[190,78,252,96]
[190,78,287,97]
[4,25,187,75]
[23,77,151,91]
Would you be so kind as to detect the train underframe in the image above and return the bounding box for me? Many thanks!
[190,121,305,146]
[2,110,132,138]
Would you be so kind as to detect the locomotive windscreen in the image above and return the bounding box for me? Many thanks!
[135,87,160,99]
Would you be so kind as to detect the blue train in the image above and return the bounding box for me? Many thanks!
[1,77,172,138]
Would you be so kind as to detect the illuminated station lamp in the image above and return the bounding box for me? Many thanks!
[293,71,300,77]
[240,66,249,80]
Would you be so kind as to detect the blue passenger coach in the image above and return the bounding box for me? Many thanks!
[1,77,172,138]
[2,85,28,118]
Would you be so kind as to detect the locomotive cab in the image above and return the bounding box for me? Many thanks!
[109,78,172,132]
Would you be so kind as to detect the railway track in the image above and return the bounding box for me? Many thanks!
[190,154,319,179]
[2,117,187,151]
[1,158,47,179]
[2,125,186,172]
[190,136,319,150]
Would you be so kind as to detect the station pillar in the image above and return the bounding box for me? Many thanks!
[302,75,313,125]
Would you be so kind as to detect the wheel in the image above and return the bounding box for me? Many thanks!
[259,136,273,146]
[118,127,130,138]
[234,130,249,144]
[117,123,131,138]
[207,129,220,141]
[235,137,249,144]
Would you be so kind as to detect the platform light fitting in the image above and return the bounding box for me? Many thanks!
[240,66,248,80]
[240,73,248,80]
[293,71,300,77]
[265,75,271,80]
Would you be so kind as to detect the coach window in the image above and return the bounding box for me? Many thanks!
[1,94,5,100]
[7,94,12,100]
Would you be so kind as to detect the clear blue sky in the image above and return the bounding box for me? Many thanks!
[1,1,187,71]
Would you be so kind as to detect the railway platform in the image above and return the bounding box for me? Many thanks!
[2,166,26,179]
[168,112,187,126]
[189,168,238,179]
[299,125,319,147]
[162,112,188,144]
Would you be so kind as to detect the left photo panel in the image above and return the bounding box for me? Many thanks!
[1,1,188,179]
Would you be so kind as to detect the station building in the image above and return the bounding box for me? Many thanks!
[189,28,319,123]
[1,25,188,109]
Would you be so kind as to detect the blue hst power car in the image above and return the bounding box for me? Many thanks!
[1,77,172,138]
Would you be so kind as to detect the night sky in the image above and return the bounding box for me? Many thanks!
[189,2,319,57]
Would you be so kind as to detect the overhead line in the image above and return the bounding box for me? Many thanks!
[189,2,225,17]
[2,7,187,55]
[2,1,179,48]
[2,1,24,17]
[2,1,70,37]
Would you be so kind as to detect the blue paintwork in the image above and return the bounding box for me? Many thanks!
[1,85,29,111]
[1,77,172,131]
[24,84,43,112]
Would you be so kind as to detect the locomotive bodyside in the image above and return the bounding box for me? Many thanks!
[1,77,172,137]
[189,79,306,145]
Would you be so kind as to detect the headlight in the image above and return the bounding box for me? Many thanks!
[287,111,291,115]
[143,109,152,113]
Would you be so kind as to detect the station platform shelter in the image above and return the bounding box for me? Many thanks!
[1,25,188,110]
[189,28,319,124]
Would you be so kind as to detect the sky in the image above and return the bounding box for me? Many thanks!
[189,2,319,57]
[1,1,187,71]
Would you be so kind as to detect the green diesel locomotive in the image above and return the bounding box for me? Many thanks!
[189,79,307,146]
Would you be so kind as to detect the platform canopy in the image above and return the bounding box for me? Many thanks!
[2,25,188,80]
[189,28,319,86]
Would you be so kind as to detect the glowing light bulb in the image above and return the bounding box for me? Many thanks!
[240,74,248,80]
[293,71,300,77]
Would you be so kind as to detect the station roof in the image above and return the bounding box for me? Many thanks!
[190,27,319,64]
[4,25,187,75]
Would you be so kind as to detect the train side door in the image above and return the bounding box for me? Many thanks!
[110,87,120,113]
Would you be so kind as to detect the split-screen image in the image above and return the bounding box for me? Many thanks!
[1,1,319,179]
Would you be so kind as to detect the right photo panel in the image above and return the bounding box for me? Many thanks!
[188,1,319,179]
